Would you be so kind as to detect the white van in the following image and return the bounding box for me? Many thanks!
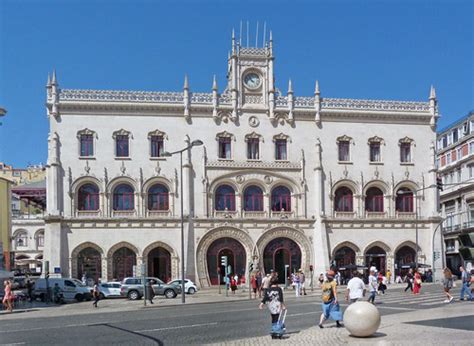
[34,278,92,302]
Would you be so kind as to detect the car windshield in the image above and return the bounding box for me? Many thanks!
[153,278,164,285]
[72,279,86,287]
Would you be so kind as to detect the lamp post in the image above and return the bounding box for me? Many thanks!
[162,139,203,304]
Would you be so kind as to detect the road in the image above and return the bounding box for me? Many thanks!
[0,284,468,345]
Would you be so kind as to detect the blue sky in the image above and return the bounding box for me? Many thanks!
[0,0,472,168]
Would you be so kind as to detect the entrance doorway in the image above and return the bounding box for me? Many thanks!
[333,246,356,284]
[112,247,136,281]
[147,247,171,282]
[263,238,301,284]
[365,246,387,273]
[206,237,246,285]
[395,246,416,276]
[77,247,102,283]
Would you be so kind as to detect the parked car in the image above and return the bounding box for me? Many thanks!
[168,279,198,294]
[98,282,122,299]
[120,277,181,300]
[34,278,92,302]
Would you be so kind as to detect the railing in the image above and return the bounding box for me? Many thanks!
[146,210,171,218]
[76,210,101,218]
[112,210,136,218]
[334,211,356,219]
[322,98,430,112]
[396,211,416,219]
[214,210,239,218]
[270,210,294,219]
[365,211,387,219]
[242,211,267,218]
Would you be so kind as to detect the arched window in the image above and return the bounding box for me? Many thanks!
[35,231,45,248]
[396,187,414,212]
[365,187,384,212]
[78,183,100,211]
[15,232,28,248]
[243,185,264,211]
[335,187,353,212]
[215,185,236,211]
[271,186,291,211]
[148,184,169,210]
[113,184,134,210]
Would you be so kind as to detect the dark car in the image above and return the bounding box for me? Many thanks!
[120,277,181,300]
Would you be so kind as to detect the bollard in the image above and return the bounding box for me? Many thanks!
[344,301,381,337]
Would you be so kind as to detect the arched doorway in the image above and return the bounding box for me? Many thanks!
[77,247,102,283]
[395,246,416,276]
[365,246,387,273]
[333,246,356,284]
[263,238,301,284]
[206,237,246,285]
[147,247,171,282]
[112,247,136,281]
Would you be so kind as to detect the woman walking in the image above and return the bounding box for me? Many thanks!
[319,270,342,328]
[251,274,258,299]
[2,280,13,313]
[413,269,422,295]
[442,268,454,303]
[259,277,286,331]
[92,284,100,308]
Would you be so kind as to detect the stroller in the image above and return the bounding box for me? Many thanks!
[270,309,287,339]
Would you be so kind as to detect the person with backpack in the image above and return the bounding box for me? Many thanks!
[459,266,473,301]
[318,270,342,328]
[259,277,286,335]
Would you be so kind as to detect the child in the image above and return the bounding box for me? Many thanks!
[259,277,286,332]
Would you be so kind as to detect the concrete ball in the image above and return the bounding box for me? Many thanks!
[343,301,381,337]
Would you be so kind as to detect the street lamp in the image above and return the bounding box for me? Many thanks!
[161,139,203,304]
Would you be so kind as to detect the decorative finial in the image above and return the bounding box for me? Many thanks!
[184,74,189,89]
[288,79,293,93]
[269,30,273,42]
[51,69,57,85]
[315,80,320,95]
[232,28,235,41]
[47,73,51,87]
[212,75,217,90]
[429,85,436,100]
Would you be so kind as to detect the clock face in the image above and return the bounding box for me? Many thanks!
[244,73,261,89]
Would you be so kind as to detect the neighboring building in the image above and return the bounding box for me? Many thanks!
[43,30,443,285]
[437,111,474,274]
[0,162,46,186]
[0,177,13,271]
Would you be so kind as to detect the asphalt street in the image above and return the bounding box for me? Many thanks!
[0,284,468,345]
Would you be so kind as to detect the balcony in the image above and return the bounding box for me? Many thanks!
[365,211,387,219]
[396,211,416,219]
[214,210,239,218]
[76,210,101,218]
[112,210,136,218]
[146,210,171,218]
[334,211,356,219]
[242,211,267,218]
[270,210,294,219]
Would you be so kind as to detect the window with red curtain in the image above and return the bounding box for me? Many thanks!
[275,139,287,160]
[395,188,413,212]
[113,184,134,210]
[247,138,259,160]
[338,141,350,161]
[215,185,235,211]
[365,187,384,212]
[150,136,164,158]
[335,187,353,212]
[218,138,232,159]
[148,184,169,210]
[78,183,100,211]
[271,186,291,211]
[243,185,263,211]
[400,143,411,162]
[116,135,129,157]
[80,134,94,157]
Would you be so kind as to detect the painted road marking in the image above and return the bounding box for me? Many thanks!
[135,322,218,333]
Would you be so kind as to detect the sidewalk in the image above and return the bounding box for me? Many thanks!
[211,302,474,345]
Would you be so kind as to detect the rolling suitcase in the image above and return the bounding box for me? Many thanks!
[270,309,287,339]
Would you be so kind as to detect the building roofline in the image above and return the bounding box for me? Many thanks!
[437,110,474,135]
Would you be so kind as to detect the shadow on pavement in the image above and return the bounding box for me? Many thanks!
[91,323,164,346]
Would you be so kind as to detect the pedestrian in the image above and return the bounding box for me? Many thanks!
[367,268,378,304]
[92,284,100,308]
[26,279,34,302]
[53,283,63,304]
[318,270,342,328]
[230,275,237,294]
[293,271,301,297]
[259,277,286,331]
[386,269,392,284]
[2,280,13,313]
[81,273,87,285]
[442,267,454,303]
[256,271,263,298]
[413,269,422,295]
[299,269,307,295]
[459,266,473,301]
[345,271,366,304]
[262,273,271,296]
[146,280,155,304]
[404,269,414,292]
[396,275,403,284]
[335,271,341,286]
[318,273,324,286]
[251,274,258,299]
[377,272,386,295]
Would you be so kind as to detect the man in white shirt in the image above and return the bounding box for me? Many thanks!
[345,272,366,304]
[367,269,378,304]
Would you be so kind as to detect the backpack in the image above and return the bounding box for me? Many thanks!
[321,283,334,303]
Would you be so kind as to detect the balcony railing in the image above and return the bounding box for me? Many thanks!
[271,210,294,219]
[112,210,136,218]
[76,210,101,218]
[365,211,387,219]
[334,211,356,219]
[214,210,239,218]
[242,211,267,218]
[146,210,171,218]
[396,211,416,219]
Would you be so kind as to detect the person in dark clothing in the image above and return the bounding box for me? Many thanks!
[405,269,414,292]
[26,280,34,302]
[146,280,155,304]
[92,284,100,308]
[259,277,286,324]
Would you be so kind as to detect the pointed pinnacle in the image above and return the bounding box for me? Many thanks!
[288,79,293,93]
[52,69,57,84]
[184,74,189,89]
[232,28,235,40]
[212,75,218,90]
[47,73,51,86]
[315,80,320,94]
[269,30,273,41]
[430,85,436,99]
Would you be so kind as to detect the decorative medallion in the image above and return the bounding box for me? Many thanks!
[248,116,260,128]
[264,175,273,184]
[236,175,245,184]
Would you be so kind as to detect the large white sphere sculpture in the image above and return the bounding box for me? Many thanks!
[343,301,381,337]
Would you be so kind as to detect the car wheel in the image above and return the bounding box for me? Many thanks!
[128,290,140,300]
[99,293,105,300]
[164,289,177,299]
[188,287,196,295]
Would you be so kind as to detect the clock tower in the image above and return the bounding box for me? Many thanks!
[226,30,275,118]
